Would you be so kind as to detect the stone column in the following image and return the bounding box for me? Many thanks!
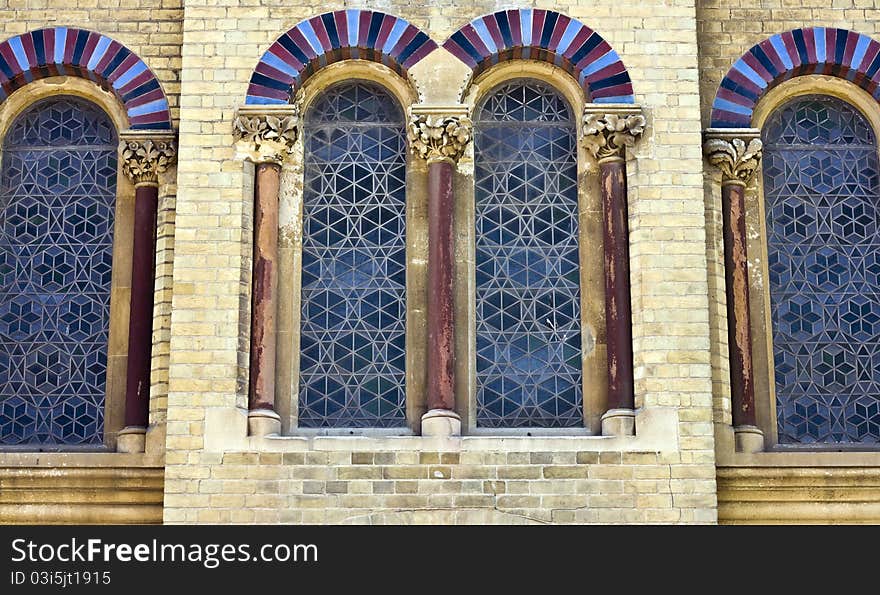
[407,107,472,437]
[703,128,764,453]
[583,106,645,437]
[117,131,176,453]
[233,106,299,437]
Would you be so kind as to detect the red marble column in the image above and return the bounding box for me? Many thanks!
[248,162,281,414]
[408,109,470,436]
[117,132,175,453]
[123,182,159,429]
[599,157,635,414]
[583,109,644,436]
[703,128,764,452]
[721,180,757,429]
[232,105,298,437]
[426,159,456,412]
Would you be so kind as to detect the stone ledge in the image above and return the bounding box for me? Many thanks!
[717,466,880,524]
[0,452,164,468]
[205,407,681,453]
[718,450,880,467]
[0,503,163,525]
[0,465,164,525]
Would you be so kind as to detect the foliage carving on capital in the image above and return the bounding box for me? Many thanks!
[703,136,763,185]
[582,112,646,161]
[119,134,176,186]
[407,112,473,162]
[233,107,299,164]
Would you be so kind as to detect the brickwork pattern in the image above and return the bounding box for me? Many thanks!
[0,0,182,122]
[1,0,879,526]
[150,185,177,428]
[164,0,717,524]
[164,448,714,524]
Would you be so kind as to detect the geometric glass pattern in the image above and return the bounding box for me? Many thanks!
[298,81,407,427]
[0,28,171,129]
[474,80,583,427]
[0,96,117,445]
[245,11,437,106]
[763,95,880,443]
[444,10,634,103]
[711,28,880,129]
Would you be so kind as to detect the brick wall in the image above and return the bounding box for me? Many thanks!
[1,0,879,526]
[696,0,880,126]
[0,0,182,121]
[175,446,690,524]
[164,0,717,525]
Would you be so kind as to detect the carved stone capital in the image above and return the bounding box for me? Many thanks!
[582,105,646,162]
[233,105,299,165]
[118,130,176,187]
[407,106,473,163]
[703,128,763,186]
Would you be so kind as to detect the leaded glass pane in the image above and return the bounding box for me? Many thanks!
[764,95,880,443]
[474,80,583,427]
[298,81,407,427]
[0,96,117,445]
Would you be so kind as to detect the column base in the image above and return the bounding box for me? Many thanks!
[734,425,764,453]
[421,409,461,437]
[117,426,146,453]
[248,409,281,437]
[601,408,636,437]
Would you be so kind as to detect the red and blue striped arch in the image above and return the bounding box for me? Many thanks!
[712,28,880,127]
[245,11,437,105]
[443,10,634,103]
[0,28,171,130]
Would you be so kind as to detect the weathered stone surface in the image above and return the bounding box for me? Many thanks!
[3,0,875,527]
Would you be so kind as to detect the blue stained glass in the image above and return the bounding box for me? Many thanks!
[474,80,583,427]
[0,96,116,445]
[298,81,407,427]
[764,95,880,443]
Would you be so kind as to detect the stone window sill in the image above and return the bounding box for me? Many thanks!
[0,452,164,468]
[204,407,680,453]
[719,450,880,467]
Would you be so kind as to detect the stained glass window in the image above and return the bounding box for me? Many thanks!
[0,96,117,445]
[763,94,880,443]
[298,81,407,427]
[474,80,583,427]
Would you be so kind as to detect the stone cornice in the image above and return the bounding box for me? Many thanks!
[118,130,177,187]
[703,128,763,186]
[582,104,646,162]
[233,105,299,165]
[407,105,473,163]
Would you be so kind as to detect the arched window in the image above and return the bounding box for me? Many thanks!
[0,96,117,445]
[763,94,880,444]
[298,81,408,428]
[474,79,582,428]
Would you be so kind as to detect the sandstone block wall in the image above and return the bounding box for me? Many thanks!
[4,0,877,526]
[164,0,717,525]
